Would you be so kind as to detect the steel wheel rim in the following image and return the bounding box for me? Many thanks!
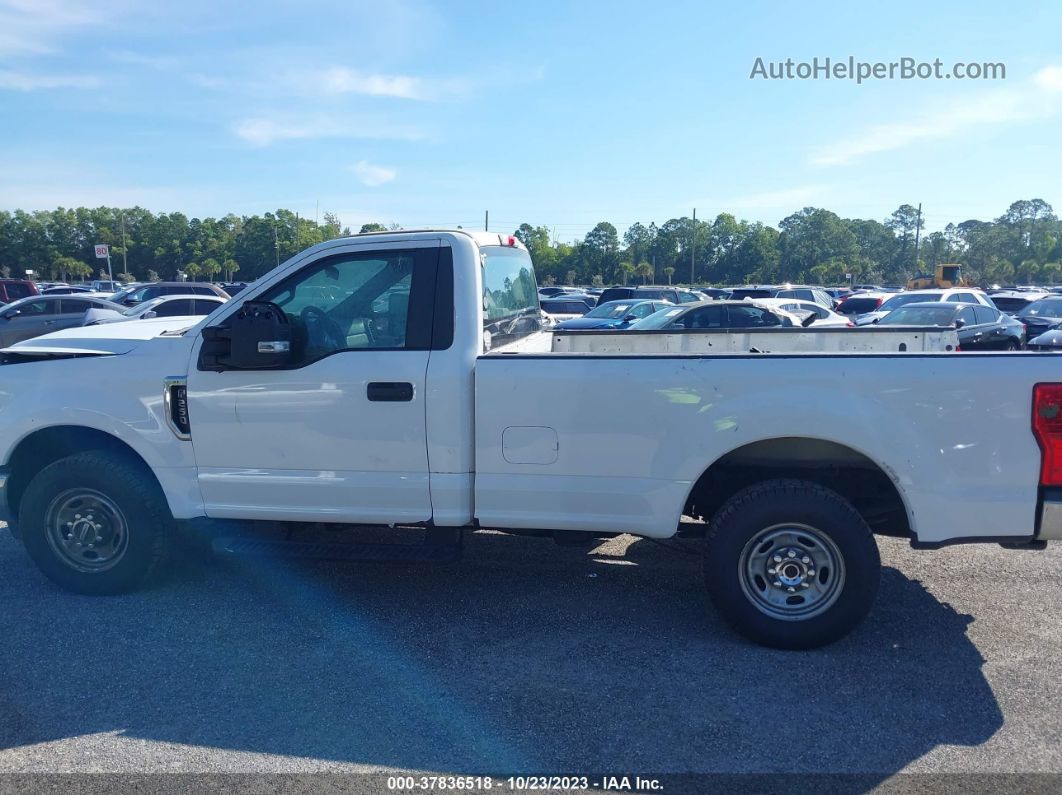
[44,488,129,573]
[738,523,846,621]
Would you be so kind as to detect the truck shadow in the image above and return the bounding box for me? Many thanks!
[0,530,1002,780]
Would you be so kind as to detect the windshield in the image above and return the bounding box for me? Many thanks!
[629,307,685,329]
[1018,299,1062,319]
[586,301,636,319]
[879,306,957,326]
[880,293,941,311]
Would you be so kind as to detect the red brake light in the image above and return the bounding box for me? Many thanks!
[874,298,883,308]
[1033,384,1062,485]
[507,235,517,247]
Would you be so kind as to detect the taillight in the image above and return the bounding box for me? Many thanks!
[873,298,883,309]
[1033,384,1062,485]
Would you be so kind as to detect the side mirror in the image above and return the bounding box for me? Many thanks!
[141,310,157,319]
[801,314,816,327]
[122,298,139,306]
[871,317,880,324]
[197,301,292,371]
[2,309,19,320]
[624,314,638,322]
[955,319,965,329]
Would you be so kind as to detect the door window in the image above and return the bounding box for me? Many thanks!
[958,306,978,326]
[727,305,781,327]
[973,306,998,325]
[257,248,435,366]
[13,299,52,315]
[154,299,194,317]
[629,302,656,319]
[59,299,93,314]
[680,305,726,328]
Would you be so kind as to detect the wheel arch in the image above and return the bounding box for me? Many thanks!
[684,436,913,539]
[6,426,162,530]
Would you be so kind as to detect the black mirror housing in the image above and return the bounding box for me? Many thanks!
[198,301,292,371]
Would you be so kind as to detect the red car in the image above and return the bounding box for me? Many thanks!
[0,279,39,305]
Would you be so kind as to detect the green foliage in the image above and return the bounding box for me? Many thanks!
[1,200,1059,290]
[359,223,387,233]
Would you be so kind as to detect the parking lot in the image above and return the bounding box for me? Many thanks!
[2,523,1061,783]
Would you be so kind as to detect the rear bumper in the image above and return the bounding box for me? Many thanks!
[1038,497,1062,541]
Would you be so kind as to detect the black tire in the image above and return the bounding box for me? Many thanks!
[18,450,174,595]
[1005,338,1021,351]
[704,479,880,650]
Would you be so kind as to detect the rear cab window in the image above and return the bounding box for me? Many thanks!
[481,245,541,350]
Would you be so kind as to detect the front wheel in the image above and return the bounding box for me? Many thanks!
[704,479,881,649]
[19,450,174,595]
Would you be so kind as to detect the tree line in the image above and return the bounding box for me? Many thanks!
[518,199,1061,287]
[0,200,1058,287]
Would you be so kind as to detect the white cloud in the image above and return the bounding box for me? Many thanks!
[232,117,424,146]
[0,69,99,90]
[812,65,1062,167]
[320,68,422,99]
[289,66,481,102]
[0,0,102,56]
[353,160,396,187]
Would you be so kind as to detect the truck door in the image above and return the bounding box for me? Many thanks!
[185,241,440,524]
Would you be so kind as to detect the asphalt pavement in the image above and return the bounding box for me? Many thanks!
[1,523,1061,786]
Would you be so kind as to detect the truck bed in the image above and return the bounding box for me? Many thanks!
[474,349,1047,544]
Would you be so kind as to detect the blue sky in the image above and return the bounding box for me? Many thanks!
[1,0,1060,240]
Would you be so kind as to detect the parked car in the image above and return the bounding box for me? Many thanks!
[220,282,248,296]
[989,290,1050,316]
[108,281,230,307]
[41,285,96,295]
[754,298,853,327]
[854,288,993,325]
[728,285,835,309]
[597,286,700,305]
[835,292,891,316]
[83,294,227,326]
[90,280,122,293]
[629,300,804,330]
[0,294,125,347]
[540,295,596,322]
[1015,297,1062,339]
[554,299,672,330]
[1027,329,1062,350]
[0,279,39,305]
[876,302,1024,350]
[538,286,572,298]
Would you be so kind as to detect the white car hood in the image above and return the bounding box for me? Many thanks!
[1,316,201,356]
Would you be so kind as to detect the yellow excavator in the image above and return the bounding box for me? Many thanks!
[906,263,967,290]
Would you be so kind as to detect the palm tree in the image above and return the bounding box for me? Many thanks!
[619,261,635,286]
[663,266,675,285]
[636,261,653,284]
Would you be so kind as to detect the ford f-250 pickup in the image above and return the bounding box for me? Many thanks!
[2,229,1061,649]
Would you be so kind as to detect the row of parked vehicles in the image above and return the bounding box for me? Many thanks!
[0,279,236,349]
[538,281,1062,351]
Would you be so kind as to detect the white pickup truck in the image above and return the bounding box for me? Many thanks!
[2,229,1061,649]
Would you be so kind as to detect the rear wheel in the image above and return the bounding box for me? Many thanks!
[1004,338,1021,351]
[19,451,174,595]
[704,479,880,649]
